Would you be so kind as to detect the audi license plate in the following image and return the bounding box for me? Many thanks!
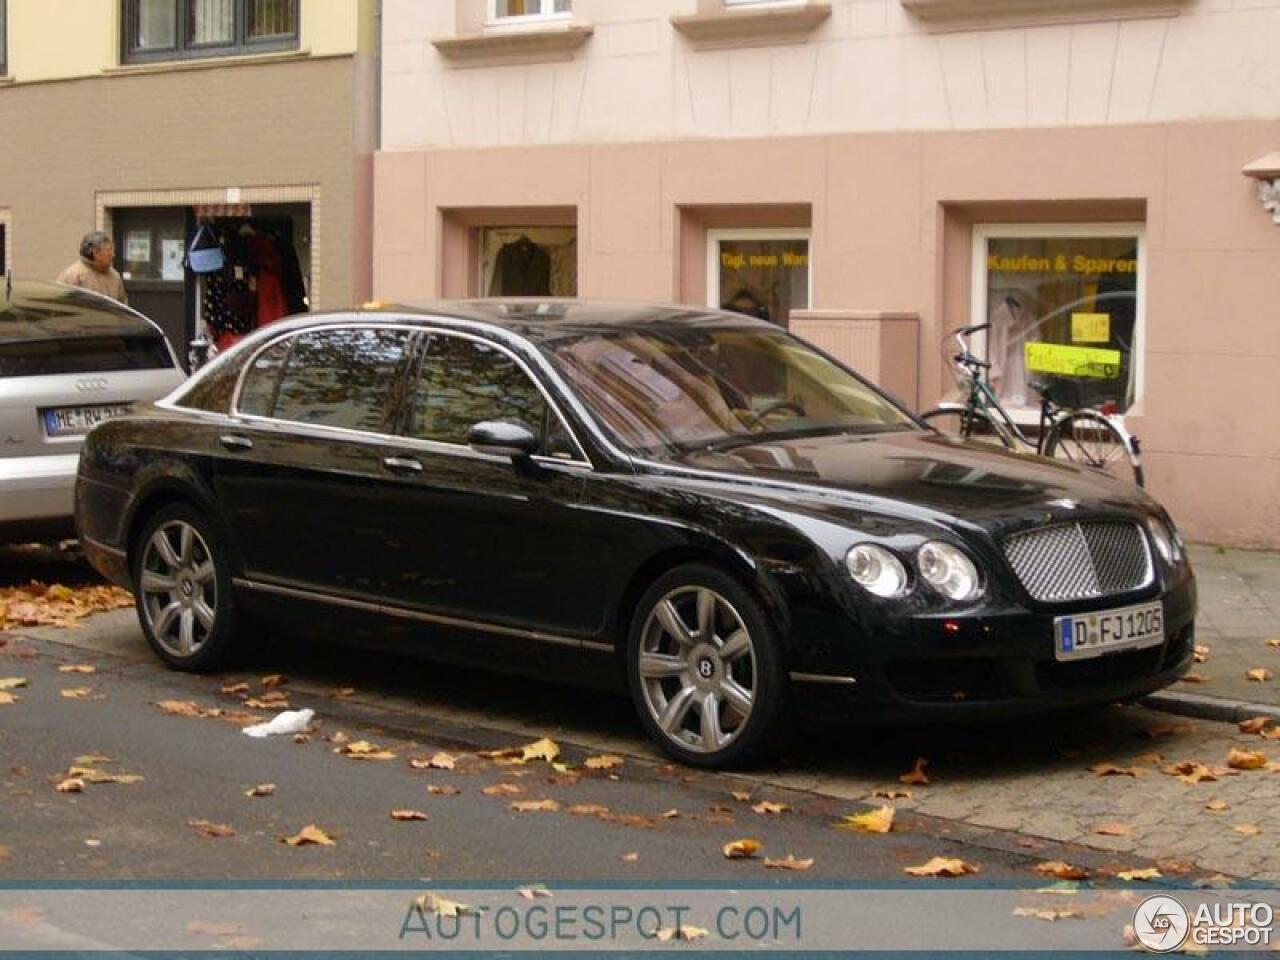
[1054,601,1164,661]
[40,404,132,438]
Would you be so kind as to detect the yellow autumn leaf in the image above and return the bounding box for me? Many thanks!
[57,664,96,674]
[0,691,18,705]
[752,801,791,815]
[653,925,709,942]
[568,803,609,816]
[1094,822,1133,837]
[390,810,430,821]
[245,784,276,798]
[764,854,814,871]
[722,838,762,859]
[55,777,84,793]
[427,785,460,796]
[282,824,335,846]
[1090,762,1143,777]
[584,754,623,770]
[60,687,95,699]
[1233,823,1262,836]
[621,852,639,862]
[483,783,523,797]
[1227,748,1268,770]
[1246,668,1274,682]
[838,805,894,834]
[1116,867,1161,881]
[1204,799,1230,812]
[340,741,397,761]
[187,819,236,838]
[0,678,29,690]
[260,674,287,688]
[411,752,456,770]
[520,738,560,763]
[1034,861,1089,881]
[510,799,561,813]
[899,757,930,785]
[1238,717,1272,735]
[221,682,250,695]
[872,788,913,800]
[904,857,979,877]
[517,885,552,901]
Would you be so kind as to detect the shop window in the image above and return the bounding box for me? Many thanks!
[480,227,577,298]
[489,0,571,23]
[124,0,298,63]
[708,229,811,328]
[974,224,1144,415]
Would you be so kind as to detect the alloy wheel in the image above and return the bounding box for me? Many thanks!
[638,586,756,754]
[139,520,218,659]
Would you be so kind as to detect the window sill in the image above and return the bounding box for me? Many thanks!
[103,48,316,77]
[431,21,593,66]
[901,0,1189,28]
[671,2,831,49]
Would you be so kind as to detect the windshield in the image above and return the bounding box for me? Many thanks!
[544,325,916,455]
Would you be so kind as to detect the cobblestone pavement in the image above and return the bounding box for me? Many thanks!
[1180,544,1280,706]
[8,611,1280,886]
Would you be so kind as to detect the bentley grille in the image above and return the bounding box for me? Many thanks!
[1002,521,1153,602]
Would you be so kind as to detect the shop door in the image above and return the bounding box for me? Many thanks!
[113,208,191,367]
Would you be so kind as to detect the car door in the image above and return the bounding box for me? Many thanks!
[211,323,419,603]
[375,329,600,641]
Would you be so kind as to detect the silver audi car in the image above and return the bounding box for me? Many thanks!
[1,280,184,543]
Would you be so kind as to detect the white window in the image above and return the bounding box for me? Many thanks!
[707,228,811,329]
[971,223,1146,418]
[489,0,571,24]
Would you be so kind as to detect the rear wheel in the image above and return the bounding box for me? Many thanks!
[1045,412,1144,487]
[132,503,248,671]
[626,564,785,768]
[919,405,1010,449]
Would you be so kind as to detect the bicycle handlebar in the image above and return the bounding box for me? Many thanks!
[957,322,991,336]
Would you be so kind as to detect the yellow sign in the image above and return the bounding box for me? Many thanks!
[987,254,1137,275]
[1025,342,1122,380]
[1070,312,1110,343]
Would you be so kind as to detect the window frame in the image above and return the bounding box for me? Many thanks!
[970,221,1147,423]
[1,0,7,77]
[486,0,572,28]
[706,227,814,325]
[122,0,300,65]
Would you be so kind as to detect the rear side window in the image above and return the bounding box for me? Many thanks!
[244,328,412,434]
[236,339,291,417]
[0,335,174,377]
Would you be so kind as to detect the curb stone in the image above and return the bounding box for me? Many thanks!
[1140,690,1280,724]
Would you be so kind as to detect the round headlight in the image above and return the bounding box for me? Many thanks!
[846,544,910,598]
[1148,516,1181,565]
[916,541,981,602]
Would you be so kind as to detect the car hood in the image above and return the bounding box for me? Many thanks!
[647,429,1156,539]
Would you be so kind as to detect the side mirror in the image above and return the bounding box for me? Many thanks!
[467,419,539,460]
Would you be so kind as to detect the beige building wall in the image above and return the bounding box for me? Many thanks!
[375,0,1280,547]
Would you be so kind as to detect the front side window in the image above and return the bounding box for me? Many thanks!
[490,0,571,22]
[239,328,411,433]
[125,0,298,62]
[546,325,914,455]
[709,230,810,329]
[977,226,1143,414]
[408,334,578,460]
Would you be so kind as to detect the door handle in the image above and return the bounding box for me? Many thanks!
[219,434,254,452]
[382,456,423,474]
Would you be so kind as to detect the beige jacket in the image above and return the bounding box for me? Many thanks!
[56,258,129,305]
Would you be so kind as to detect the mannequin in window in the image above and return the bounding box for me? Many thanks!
[721,287,771,323]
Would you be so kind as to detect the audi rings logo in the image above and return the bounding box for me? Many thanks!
[75,377,109,393]
[1133,896,1190,953]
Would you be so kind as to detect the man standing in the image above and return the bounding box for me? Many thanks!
[57,231,128,305]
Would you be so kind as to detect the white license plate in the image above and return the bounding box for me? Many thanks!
[1054,601,1164,661]
[40,403,132,438]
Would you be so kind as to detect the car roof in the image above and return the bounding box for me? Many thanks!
[354,298,775,343]
[0,280,163,343]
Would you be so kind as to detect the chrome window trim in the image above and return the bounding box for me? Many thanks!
[233,576,612,652]
[227,320,594,470]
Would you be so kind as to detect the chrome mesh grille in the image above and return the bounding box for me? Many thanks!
[1003,521,1152,602]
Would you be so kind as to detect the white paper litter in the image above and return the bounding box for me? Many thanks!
[242,708,315,739]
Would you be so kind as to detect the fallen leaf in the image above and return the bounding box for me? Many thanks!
[55,777,84,793]
[260,674,287,688]
[568,803,609,816]
[391,809,430,822]
[1013,906,1083,921]
[1180,673,1207,684]
[155,700,215,718]
[1034,861,1089,881]
[517,885,552,901]
[0,692,18,705]
[1095,822,1133,837]
[731,791,752,803]
[1246,668,1274,682]
[282,825,335,846]
[510,799,561,813]
[1233,823,1262,836]
[292,733,310,744]
[1116,867,1161,881]
[904,857,979,877]
[521,738,560,763]
[0,678,29,690]
[245,783,275,798]
[413,893,479,917]
[1090,762,1143,778]
[899,756,930,785]
[57,664,96,674]
[66,766,143,785]
[60,687,96,700]
[1266,639,1280,648]
[838,805,894,834]
[620,851,639,863]
[1193,644,1210,663]
[764,854,814,871]
[661,808,681,819]
[0,583,132,631]
[752,801,791,815]
[187,819,235,838]
[1205,798,1230,812]
[873,788,913,800]
[599,812,657,829]
[1238,717,1272,735]
[722,838,762,859]
[1264,728,1280,741]
[1162,760,1218,785]
[339,741,397,761]
[1227,748,1268,771]
[411,752,457,771]
[483,783,523,797]
[427,785,460,796]
[220,682,250,695]
[1155,859,1196,875]
[653,925,708,942]
[244,697,289,710]
[584,754,623,770]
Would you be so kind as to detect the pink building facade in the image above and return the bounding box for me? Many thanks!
[374,0,1280,547]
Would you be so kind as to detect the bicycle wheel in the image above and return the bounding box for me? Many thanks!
[1044,411,1144,487]
[919,406,1010,449]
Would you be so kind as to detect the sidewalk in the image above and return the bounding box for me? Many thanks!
[1143,543,1280,720]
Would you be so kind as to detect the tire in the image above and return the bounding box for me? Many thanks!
[919,405,1010,449]
[1044,412,1144,487]
[625,564,786,769]
[131,502,247,672]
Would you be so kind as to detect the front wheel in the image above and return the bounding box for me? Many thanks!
[626,564,786,768]
[1044,412,1144,487]
[919,405,1010,449]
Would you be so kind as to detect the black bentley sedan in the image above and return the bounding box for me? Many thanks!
[75,301,1195,766]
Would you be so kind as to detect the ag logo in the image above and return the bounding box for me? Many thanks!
[1133,895,1190,953]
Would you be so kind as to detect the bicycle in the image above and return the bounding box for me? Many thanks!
[919,323,1144,487]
